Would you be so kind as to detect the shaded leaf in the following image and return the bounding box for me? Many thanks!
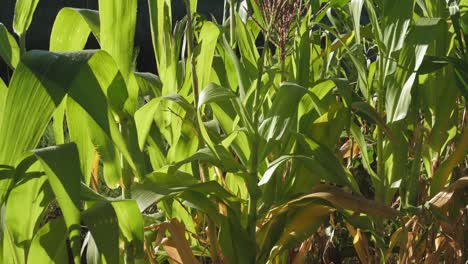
[27,218,68,263]
[32,143,82,263]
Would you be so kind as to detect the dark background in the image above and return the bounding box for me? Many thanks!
[0,0,225,81]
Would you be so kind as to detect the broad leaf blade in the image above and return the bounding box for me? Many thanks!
[0,23,20,69]
[27,218,69,263]
[33,143,82,263]
[50,8,100,52]
[13,0,40,36]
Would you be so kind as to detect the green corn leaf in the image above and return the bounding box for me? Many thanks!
[99,0,139,116]
[221,36,248,99]
[82,199,159,261]
[98,0,136,79]
[172,146,244,173]
[135,98,161,151]
[0,50,141,178]
[0,77,6,125]
[13,0,40,36]
[420,56,468,100]
[174,189,251,263]
[387,18,448,122]
[32,144,82,263]
[351,101,396,143]
[111,200,145,257]
[0,51,92,166]
[5,173,53,263]
[0,23,20,69]
[134,169,198,196]
[82,202,119,264]
[135,72,162,98]
[212,50,238,94]
[197,83,237,155]
[195,82,252,169]
[80,182,108,202]
[66,99,95,185]
[198,83,237,108]
[235,14,259,78]
[381,0,415,56]
[294,29,311,87]
[259,82,307,157]
[52,101,66,145]
[3,223,21,264]
[430,127,468,196]
[261,135,358,192]
[166,122,199,171]
[0,166,15,212]
[49,8,101,181]
[261,83,305,135]
[163,94,195,114]
[148,0,175,87]
[27,218,69,263]
[196,22,221,91]
[210,101,251,165]
[135,94,194,152]
[50,8,100,51]
[350,123,378,180]
[307,103,350,149]
[349,0,364,44]
[84,233,106,264]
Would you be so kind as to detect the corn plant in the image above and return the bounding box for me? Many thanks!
[0,0,466,263]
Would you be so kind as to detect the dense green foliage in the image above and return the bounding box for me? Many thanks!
[0,0,467,263]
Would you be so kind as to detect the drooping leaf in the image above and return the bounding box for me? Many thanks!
[50,8,100,52]
[13,0,40,36]
[290,184,399,218]
[429,176,468,209]
[135,72,162,98]
[0,23,20,69]
[270,204,333,258]
[198,83,236,109]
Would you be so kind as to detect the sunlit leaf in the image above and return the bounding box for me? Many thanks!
[13,0,40,36]
[0,23,20,69]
